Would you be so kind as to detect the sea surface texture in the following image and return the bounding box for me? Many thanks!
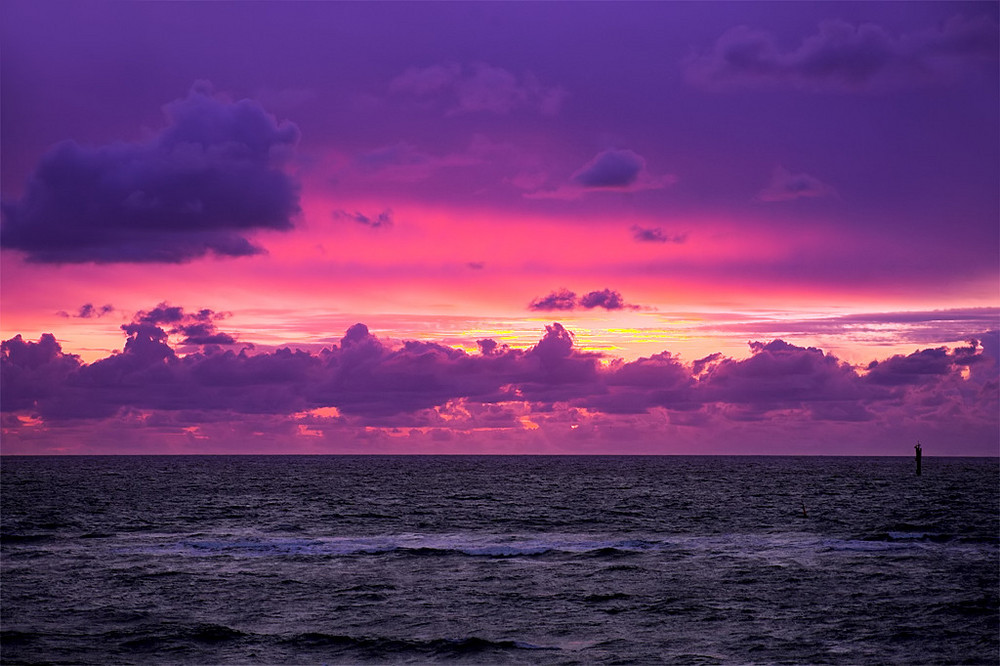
[2,456,997,665]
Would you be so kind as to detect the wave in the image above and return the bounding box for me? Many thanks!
[113,528,995,564]
[132,534,662,559]
[860,530,1000,545]
[93,623,559,657]
[583,592,632,603]
[186,623,248,643]
[104,622,249,651]
[927,595,999,619]
[8,623,559,658]
[280,632,559,655]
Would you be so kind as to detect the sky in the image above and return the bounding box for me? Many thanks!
[1,1,997,455]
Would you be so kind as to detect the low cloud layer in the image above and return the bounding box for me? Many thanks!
[686,15,999,92]
[4,310,994,449]
[1,82,301,263]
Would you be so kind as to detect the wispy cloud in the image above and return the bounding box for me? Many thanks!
[757,167,835,202]
[352,142,480,183]
[630,225,687,244]
[57,304,115,319]
[333,209,394,229]
[390,62,567,115]
[685,15,999,93]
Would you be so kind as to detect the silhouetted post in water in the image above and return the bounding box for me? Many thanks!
[915,441,922,476]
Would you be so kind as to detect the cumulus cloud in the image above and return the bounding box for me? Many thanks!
[630,225,687,244]
[865,347,955,386]
[529,288,578,311]
[685,14,999,93]
[131,302,237,348]
[333,209,394,229]
[389,62,566,115]
[594,351,694,414]
[2,313,995,453]
[697,340,873,420]
[1,334,83,412]
[579,289,627,310]
[529,288,636,311]
[1,82,301,263]
[136,303,186,325]
[757,167,836,202]
[526,149,675,200]
[175,322,237,347]
[574,149,647,188]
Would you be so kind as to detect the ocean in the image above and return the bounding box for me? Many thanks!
[1,455,997,665]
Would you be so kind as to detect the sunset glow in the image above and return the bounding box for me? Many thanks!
[1,1,997,455]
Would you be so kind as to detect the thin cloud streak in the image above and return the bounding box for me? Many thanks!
[685,15,999,92]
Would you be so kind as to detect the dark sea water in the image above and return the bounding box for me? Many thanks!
[1,455,997,665]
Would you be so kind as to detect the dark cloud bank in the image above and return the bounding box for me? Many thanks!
[3,310,996,439]
[1,82,301,263]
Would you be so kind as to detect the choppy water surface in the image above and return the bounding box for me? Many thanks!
[2,455,997,664]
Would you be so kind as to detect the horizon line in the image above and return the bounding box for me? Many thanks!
[2,453,996,458]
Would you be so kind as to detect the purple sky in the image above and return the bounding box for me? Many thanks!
[2,1,997,454]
